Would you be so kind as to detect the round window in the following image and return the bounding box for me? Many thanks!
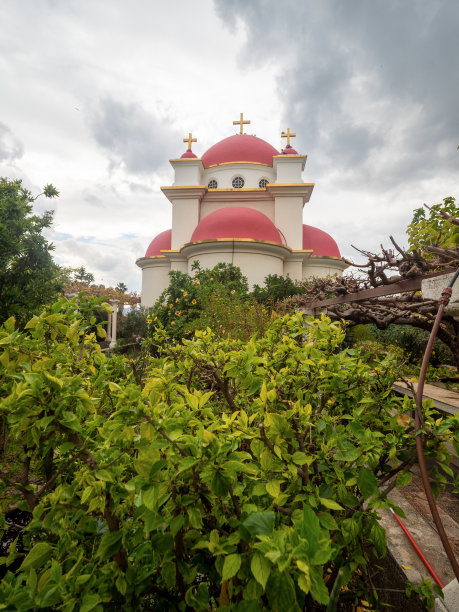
[232,176,245,188]
[259,178,268,188]
[208,179,217,189]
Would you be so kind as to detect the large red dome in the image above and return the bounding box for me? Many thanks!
[191,207,282,244]
[145,229,171,257]
[202,134,279,168]
[303,224,341,257]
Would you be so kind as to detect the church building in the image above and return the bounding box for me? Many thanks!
[137,115,347,306]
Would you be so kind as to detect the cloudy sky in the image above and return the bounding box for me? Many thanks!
[1,0,457,291]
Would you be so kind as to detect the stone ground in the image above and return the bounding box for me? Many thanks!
[379,463,459,610]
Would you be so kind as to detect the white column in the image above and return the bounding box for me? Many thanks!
[109,300,119,349]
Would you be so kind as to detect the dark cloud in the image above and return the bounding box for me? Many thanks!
[88,98,181,175]
[0,122,24,162]
[213,0,459,191]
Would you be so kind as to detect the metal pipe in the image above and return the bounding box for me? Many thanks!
[390,508,445,589]
[413,269,459,581]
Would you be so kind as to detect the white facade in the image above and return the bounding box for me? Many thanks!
[137,133,347,306]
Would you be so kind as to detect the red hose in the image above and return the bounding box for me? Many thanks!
[390,508,444,589]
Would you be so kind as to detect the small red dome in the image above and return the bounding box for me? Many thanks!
[145,229,171,257]
[281,145,298,155]
[181,150,197,159]
[202,134,279,168]
[191,207,282,244]
[303,224,341,257]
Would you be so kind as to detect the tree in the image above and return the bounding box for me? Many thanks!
[72,266,94,285]
[407,196,459,255]
[282,201,459,366]
[0,178,61,324]
[115,282,128,293]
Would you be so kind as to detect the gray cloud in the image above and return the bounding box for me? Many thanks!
[0,122,24,162]
[214,0,459,191]
[88,98,181,175]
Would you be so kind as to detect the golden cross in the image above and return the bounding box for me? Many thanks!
[183,132,197,151]
[281,128,296,147]
[233,112,251,134]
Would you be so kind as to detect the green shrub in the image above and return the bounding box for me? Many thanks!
[148,262,250,341]
[252,274,305,305]
[1,301,457,609]
[117,307,149,343]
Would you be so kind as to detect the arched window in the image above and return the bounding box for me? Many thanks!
[208,179,217,189]
[232,176,245,188]
[258,178,268,188]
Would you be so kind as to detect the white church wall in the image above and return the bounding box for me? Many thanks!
[171,160,203,185]
[273,156,305,183]
[202,164,275,189]
[303,258,348,280]
[283,259,303,281]
[141,262,171,307]
[171,199,200,248]
[200,199,275,223]
[274,196,303,249]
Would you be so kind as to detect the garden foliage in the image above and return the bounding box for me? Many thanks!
[1,297,458,610]
[0,178,61,325]
[149,262,270,342]
[407,196,459,254]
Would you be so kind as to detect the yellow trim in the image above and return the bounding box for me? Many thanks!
[204,161,272,168]
[169,158,202,162]
[310,255,343,261]
[292,249,313,253]
[272,155,305,159]
[146,255,166,259]
[267,182,314,187]
[160,249,180,253]
[161,185,206,189]
[186,238,289,247]
[207,187,266,192]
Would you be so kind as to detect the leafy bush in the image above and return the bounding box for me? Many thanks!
[149,262,251,341]
[350,323,454,367]
[117,307,150,344]
[252,274,305,305]
[1,300,457,609]
[406,196,459,254]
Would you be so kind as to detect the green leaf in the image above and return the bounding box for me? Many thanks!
[222,553,241,581]
[243,511,275,536]
[318,512,338,531]
[266,480,282,498]
[299,504,319,555]
[143,485,159,510]
[395,471,412,487]
[96,530,122,560]
[80,593,102,612]
[369,521,386,556]
[319,498,344,511]
[116,572,127,595]
[176,457,199,474]
[19,542,52,571]
[251,552,270,589]
[335,441,360,462]
[310,566,329,605]
[291,451,310,465]
[357,467,379,499]
[210,469,231,497]
[266,570,297,611]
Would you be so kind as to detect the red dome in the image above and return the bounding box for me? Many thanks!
[281,145,298,155]
[145,229,171,257]
[303,224,341,257]
[191,207,282,244]
[202,134,279,168]
[181,150,197,159]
